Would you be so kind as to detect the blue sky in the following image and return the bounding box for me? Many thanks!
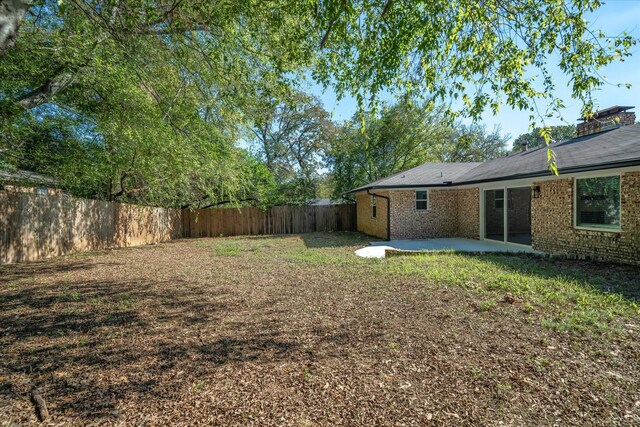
[308,0,640,149]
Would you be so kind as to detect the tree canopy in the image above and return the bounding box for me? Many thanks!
[247,90,335,205]
[326,99,509,197]
[1,0,314,206]
[0,0,635,205]
[511,125,577,153]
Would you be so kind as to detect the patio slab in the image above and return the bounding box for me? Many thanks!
[355,238,542,258]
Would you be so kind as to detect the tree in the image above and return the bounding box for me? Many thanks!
[3,1,633,124]
[314,1,635,121]
[437,124,509,162]
[327,99,510,197]
[0,0,314,206]
[511,125,577,153]
[327,99,449,197]
[248,91,335,204]
[1,0,634,199]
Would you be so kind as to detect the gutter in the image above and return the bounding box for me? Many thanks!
[367,189,390,241]
[341,195,356,203]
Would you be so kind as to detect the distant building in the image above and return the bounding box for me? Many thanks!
[308,198,344,206]
[0,169,62,196]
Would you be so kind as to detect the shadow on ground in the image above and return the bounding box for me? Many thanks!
[455,253,640,303]
[301,231,371,248]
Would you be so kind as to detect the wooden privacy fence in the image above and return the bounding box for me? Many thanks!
[0,191,356,264]
[0,192,182,264]
[182,204,356,237]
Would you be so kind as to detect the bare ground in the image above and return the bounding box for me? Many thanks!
[1,232,639,426]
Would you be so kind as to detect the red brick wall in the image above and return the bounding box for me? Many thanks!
[576,112,636,137]
[532,172,640,265]
[387,188,479,240]
[456,188,480,239]
[356,191,388,239]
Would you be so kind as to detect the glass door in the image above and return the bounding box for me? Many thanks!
[506,188,532,245]
[484,189,505,242]
[484,187,532,246]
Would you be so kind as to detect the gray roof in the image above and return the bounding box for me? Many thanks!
[349,162,482,192]
[308,198,341,206]
[0,169,57,186]
[456,124,640,183]
[347,124,640,192]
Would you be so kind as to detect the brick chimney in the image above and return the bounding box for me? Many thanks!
[576,106,635,137]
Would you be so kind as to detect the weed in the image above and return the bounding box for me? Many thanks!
[494,382,513,399]
[215,244,242,257]
[478,300,497,312]
[58,290,82,302]
[527,356,550,373]
[470,366,482,377]
[523,302,535,314]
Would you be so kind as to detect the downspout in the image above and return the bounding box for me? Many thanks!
[367,189,391,241]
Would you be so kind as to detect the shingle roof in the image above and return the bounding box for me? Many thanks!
[348,162,482,193]
[308,198,341,205]
[347,124,640,193]
[0,169,57,186]
[456,124,640,183]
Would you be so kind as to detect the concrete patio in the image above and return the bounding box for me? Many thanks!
[355,238,542,258]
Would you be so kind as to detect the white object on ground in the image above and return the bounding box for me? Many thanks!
[354,245,392,258]
[355,238,541,258]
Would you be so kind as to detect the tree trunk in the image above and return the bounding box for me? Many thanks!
[0,0,32,56]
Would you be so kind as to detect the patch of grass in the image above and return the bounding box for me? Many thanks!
[477,300,497,312]
[88,294,137,311]
[387,342,400,353]
[214,243,242,257]
[527,356,550,373]
[281,249,345,265]
[58,290,82,302]
[494,382,513,399]
[114,294,137,310]
[523,302,536,314]
[380,252,640,335]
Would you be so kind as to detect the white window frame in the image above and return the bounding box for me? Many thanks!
[371,195,377,219]
[415,189,430,211]
[573,174,622,232]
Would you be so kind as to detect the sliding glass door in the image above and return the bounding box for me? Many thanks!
[484,187,532,246]
[484,189,505,242]
[506,188,532,245]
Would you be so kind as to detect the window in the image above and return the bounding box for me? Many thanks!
[36,186,47,196]
[371,195,377,218]
[415,190,428,211]
[493,190,504,209]
[575,176,620,229]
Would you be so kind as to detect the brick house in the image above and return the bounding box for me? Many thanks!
[347,106,640,265]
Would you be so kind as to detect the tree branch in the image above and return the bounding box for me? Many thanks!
[15,68,76,110]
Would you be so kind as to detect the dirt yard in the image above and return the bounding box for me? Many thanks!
[1,232,639,426]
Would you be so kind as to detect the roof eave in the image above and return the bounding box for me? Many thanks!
[345,158,640,194]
